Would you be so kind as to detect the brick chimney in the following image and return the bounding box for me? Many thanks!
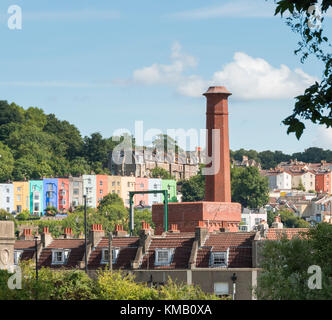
[20,228,33,240]
[272,215,283,229]
[139,221,153,253]
[203,86,232,202]
[63,227,73,239]
[41,227,53,248]
[89,224,105,247]
[195,221,209,247]
[114,224,128,237]
[168,224,180,233]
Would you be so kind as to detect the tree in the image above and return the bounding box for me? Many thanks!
[0,142,14,182]
[150,167,172,179]
[272,1,332,139]
[181,173,205,202]
[231,166,269,209]
[278,209,310,228]
[296,181,306,191]
[256,223,332,300]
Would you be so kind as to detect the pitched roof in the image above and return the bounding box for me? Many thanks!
[266,228,309,240]
[139,235,195,270]
[15,240,39,261]
[38,239,85,269]
[195,232,255,268]
[88,236,139,270]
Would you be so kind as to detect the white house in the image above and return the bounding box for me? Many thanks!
[240,208,267,232]
[0,184,14,213]
[266,171,292,190]
[82,175,97,208]
[148,178,162,206]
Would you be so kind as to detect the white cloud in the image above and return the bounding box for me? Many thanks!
[132,43,317,100]
[211,52,317,100]
[168,0,276,20]
[313,127,332,149]
[133,42,197,85]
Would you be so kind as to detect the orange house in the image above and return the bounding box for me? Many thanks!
[96,175,109,206]
[134,178,149,207]
[58,178,69,213]
[315,172,331,194]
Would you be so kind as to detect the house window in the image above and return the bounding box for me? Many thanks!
[73,181,79,187]
[112,190,115,193]
[100,181,103,186]
[17,205,22,213]
[6,197,9,203]
[140,183,144,188]
[117,182,120,186]
[6,188,9,193]
[34,192,40,200]
[61,183,65,188]
[17,187,21,192]
[101,248,119,264]
[52,249,70,265]
[34,203,39,212]
[112,182,115,186]
[155,248,174,266]
[17,195,21,202]
[214,282,229,297]
[73,188,79,195]
[255,218,261,225]
[99,189,103,195]
[14,250,23,265]
[210,251,229,267]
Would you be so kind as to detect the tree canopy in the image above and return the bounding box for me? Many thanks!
[271,0,332,139]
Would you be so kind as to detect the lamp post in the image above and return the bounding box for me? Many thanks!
[34,236,38,281]
[83,194,88,273]
[231,273,237,300]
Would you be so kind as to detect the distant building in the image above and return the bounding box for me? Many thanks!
[29,180,43,216]
[161,179,177,202]
[291,170,315,192]
[43,178,58,211]
[148,178,162,206]
[107,176,135,207]
[232,155,262,169]
[263,170,292,190]
[68,176,83,210]
[58,178,69,213]
[13,181,30,214]
[96,175,109,207]
[82,175,97,208]
[315,171,331,194]
[134,177,149,207]
[240,208,267,231]
[0,184,14,213]
[108,148,200,181]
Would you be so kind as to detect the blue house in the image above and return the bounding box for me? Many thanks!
[43,178,58,213]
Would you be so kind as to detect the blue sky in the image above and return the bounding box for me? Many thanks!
[0,0,331,153]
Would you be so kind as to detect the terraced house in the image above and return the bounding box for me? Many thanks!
[10,217,308,300]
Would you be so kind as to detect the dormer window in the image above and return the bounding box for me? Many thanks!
[210,250,229,268]
[14,250,23,265]
[101,248,119,264]
[52,249,70,265]
[155,248,174,266]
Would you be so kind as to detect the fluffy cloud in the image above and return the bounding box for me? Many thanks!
[132,43,317,100]
[211,52,317,100]
[133,42,197,85]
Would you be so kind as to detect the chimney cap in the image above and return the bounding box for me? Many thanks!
[203,86,232,96]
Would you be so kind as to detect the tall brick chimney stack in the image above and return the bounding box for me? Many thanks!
[203,86,232,202]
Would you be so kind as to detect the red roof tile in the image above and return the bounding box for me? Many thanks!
[266,228,309,240]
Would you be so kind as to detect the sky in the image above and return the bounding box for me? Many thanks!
[0,0,331,154]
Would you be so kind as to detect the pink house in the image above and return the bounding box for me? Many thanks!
[134,178,149,207]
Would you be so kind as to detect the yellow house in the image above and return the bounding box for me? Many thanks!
[13,181,30,213]
[107,176,136,207]
[291,171,316,192]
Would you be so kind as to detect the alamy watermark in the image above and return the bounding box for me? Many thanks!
[7,4,22,30]
[110,121,220,176]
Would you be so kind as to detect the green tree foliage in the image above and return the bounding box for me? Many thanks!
[150,167,172,179]
[231,167,269,209]
[180,173,205,202]
[278,209,311,228]
[272,0,332,139]
[296,181,306,191]
[256,223,332,300]
[0,261,221,300]
[0,101,127,182]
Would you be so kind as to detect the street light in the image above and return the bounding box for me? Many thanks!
[231,273,237,300]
